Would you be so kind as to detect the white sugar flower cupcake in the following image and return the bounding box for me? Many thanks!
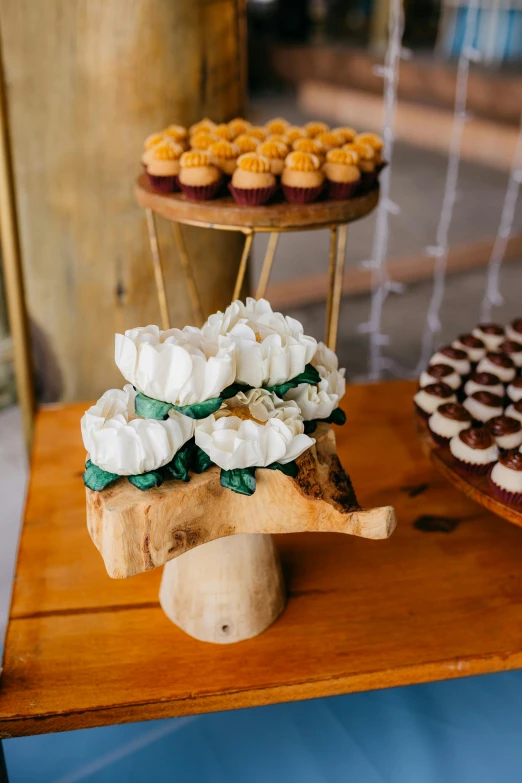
[115,325,236,408]
[284,342,345,421]
[81,385,194,476]
[202,298,317,389]
[195,388,314,471]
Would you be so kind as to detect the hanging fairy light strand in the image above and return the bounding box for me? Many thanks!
[480,114,522,323]
[358,0,405,381]
[415,0,480,373]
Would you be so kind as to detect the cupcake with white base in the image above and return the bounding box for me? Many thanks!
[505,400,522,423]
[452,334,486,364]
[449,426,498,475]
[428,402,471,446]
[490,450,522,503]
[476,352,516,384]
[498,340,522,368]
[414,382,456,418]
[487,415,522,451]
[507,377,522,403]
[419,364,461,391]
[429,346,470,377]
[463,391,504,423]
[506,318,522,343]
[472,324,505,351]
[464,371,504,398]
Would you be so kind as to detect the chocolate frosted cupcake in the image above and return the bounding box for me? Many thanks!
[464,371,504,398]
[452,334,486,364]
[505,400,522,423]
[429,346,470,377]
[428,402,471,446]
[419,363,461,391]
[507,376,522,403]
[487,415,522,450]
[476,352,516,383]
[463,391,504,423]
[472,323,505,351]
[414,382,456,418]
[506,318,522,343]
[490,450,522,503]
[498,340,522,368]
[450,427,498,475]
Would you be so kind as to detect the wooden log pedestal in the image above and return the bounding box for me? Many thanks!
[86,425,396,644]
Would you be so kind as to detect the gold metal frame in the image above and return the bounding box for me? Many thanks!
[144,214,349,351]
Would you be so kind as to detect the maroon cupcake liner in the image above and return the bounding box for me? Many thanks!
[179,178,223,201]
[376,161,388,175]
[358,171,378,194]
[453,459,495,476]
[146,172,179,194]
[282,183,325,204]
[326,179,361,201]
[430,432,451,448]
[228,183,278,206]
[489,480,522,505]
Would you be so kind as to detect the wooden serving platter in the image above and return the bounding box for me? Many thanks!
[415,411,522,528]
[135,174,379,231]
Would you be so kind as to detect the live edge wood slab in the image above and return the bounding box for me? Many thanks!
[3,379,522,737]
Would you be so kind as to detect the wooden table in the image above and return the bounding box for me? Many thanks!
[2,379,522,740]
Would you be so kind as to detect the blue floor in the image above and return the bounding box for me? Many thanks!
[5,670,522,782]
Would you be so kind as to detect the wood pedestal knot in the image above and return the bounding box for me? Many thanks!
[86,424,396,643]
[159,534,285,644]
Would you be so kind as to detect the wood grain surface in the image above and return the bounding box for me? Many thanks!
[135,175,379,230]
[416,412,522,528]
[3,380,522,737]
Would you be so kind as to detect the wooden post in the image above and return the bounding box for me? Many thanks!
[0,0,246,401]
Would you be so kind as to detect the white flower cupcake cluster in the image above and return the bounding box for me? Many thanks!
[81,299,346,495]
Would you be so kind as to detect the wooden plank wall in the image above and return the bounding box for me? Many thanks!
[0,0,245,402]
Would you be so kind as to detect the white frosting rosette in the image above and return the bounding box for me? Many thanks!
[194,388,315,471]
[114,325,236,406]
[81,385,194,475]
[283,341,346,421]
[202,298,317,388]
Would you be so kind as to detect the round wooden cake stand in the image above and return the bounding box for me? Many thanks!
[415,412,522,529]
[135,174,379,350]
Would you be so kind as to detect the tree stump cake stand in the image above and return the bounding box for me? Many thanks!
[85,178,393,646]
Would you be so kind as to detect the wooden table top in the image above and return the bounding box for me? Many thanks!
[2,379,522,738]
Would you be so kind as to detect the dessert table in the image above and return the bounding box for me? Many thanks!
[2,379,522,752]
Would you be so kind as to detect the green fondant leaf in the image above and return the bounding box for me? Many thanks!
[220,467,257,496]
[134,391,173,420]
[162,441,192,482]
[172,397,223,420]
[128,470,163,491]
[303,420,317,434]
[265,363,321,397]
[191,444,213,474]
[325,407,346,425]
[221,382,252,399]
[83,460,119,491]
[265,460,299,478]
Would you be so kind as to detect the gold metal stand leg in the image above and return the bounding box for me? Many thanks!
[325,224,347,351]
[232,230,254,302]
[171,222,204,327]
[256,231,279,300]
[145,208,170,331]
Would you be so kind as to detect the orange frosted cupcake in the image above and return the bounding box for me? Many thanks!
[285,126,307,144]
[143,131,167,150]
[189,118,215,136]
[229,153,277,205]
[234,134,260,154]
[265,117,290,136]
[190,131,218,151]
[266,133,290,146]
[316,131,344,152]
[281,151,324,203]
[163,124,188,147]
[228,118,252,137]
[213,123,235,142]
[178,150,222,200]
[305,121,329,138]
[355,132,385,168]
[257,139,289,176]
[142,139,183,193]
[247,125,268,141]
[209,140,240,177]
[344,141,376,192]
[323,148,361,199]
[292,137,326,164]
[332,126,357,144]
